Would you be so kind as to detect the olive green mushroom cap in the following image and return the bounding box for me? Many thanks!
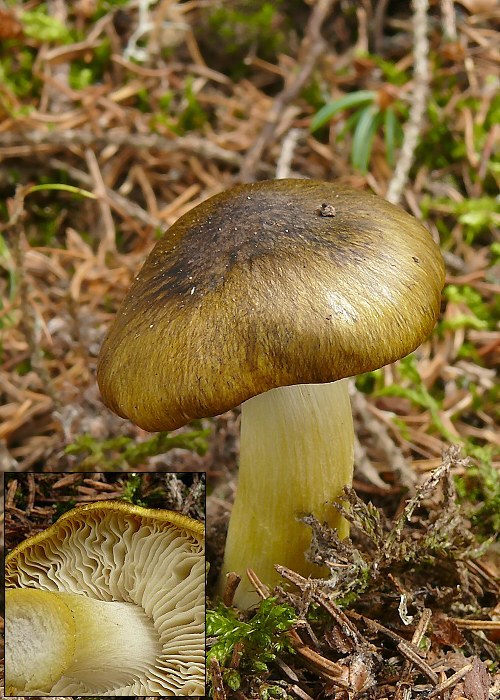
[97,179,445,432]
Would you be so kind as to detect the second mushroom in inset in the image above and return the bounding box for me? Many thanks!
[5,499,205,696]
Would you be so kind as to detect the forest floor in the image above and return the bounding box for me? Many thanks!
[0,0,498,698]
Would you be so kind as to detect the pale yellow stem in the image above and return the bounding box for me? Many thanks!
[220,379,354,607]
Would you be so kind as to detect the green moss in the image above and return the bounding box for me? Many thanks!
[21,7,74,44]
[176,77,209,133]
[64,428,209,470]
[91,0,129,19]
[196,0,293,79]
[0,49,40,105]
[207,2,284,59]
[207,597,297,693]
[355,367,384,394]
[121,473,146,506]
[417,91,499,187]
[369,54,410,86]
[300,77,325,110]
[15,359,32,376]
[456,445,500,539]
[54,499,78,520]
[0,234,17,333]
[158,91,174,111]
[423,196,499,247]
[444,284,496,331]
[152,79,209,135]
[69,39,112,89]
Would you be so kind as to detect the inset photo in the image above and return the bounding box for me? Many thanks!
[4,472,206,697]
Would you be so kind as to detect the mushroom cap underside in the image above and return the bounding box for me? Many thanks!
[97,178,445,431]
[6,500,205,696]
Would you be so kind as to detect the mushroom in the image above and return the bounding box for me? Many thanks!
[5,500,205,696]
[97,179,445,607]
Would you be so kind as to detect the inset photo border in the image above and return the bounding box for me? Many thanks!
[3,471,206,697]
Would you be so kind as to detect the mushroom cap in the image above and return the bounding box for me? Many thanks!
[97,179,445,432]
[6,500,205,696]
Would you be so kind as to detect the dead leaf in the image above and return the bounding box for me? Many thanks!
[463,657,490,700]
[431,612,466,648]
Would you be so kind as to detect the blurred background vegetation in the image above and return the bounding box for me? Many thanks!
[0,0,497,475]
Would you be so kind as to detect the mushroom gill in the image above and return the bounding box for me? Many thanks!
[5,500,205,697]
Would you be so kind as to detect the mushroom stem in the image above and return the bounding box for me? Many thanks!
[220,378,354,607]
[6,588,160,696]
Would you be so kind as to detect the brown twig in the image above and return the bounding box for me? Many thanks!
[9,188,63,415]
[0,129,247,169]
[287,628,346,683]
[441,0,457,41]
[427,664,473,698]
[386,0,430,204]
[222,571,242,607]
[246,567,272,601]
[451,619,500,631]
[85,148,117,261]
[349,384,415,490]
[275,128,303,179]
[246,568,347,684]
[288,684,316,700]
[346,610,424,652]
[48,157,162,230]
[275,565,367,649]
[209,655,227,700]
[6,479,18,507]
[372,0,390,54]
[397,639,438,686]
[26,473,36,515]
[395,608,435,697]
[238,0,336,182]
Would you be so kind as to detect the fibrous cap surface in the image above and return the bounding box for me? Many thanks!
[97,179,445,431]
